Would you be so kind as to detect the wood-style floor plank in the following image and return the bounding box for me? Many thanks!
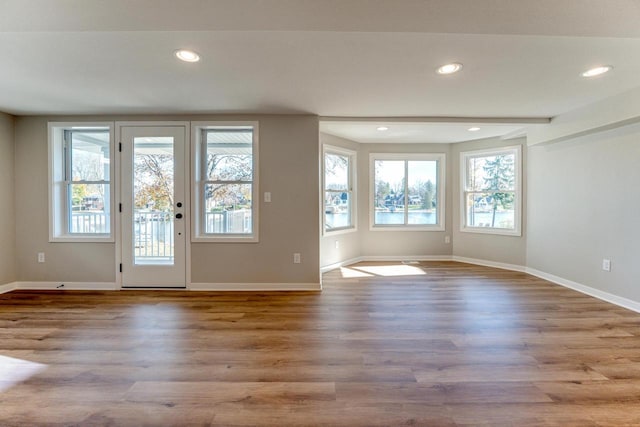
[2,261,640,426]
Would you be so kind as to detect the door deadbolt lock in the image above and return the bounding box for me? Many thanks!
[175,213,183,219]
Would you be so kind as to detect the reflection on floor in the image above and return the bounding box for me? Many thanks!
[340,264,427,277]
[0,355,47,393]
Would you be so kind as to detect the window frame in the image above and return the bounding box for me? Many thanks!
[322,145,357,236]
[369,153,446,231]
[460,145,522,236]
[191,121,259,242]
[48,122,115,242]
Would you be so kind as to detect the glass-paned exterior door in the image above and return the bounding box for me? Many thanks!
[120,125,187,288]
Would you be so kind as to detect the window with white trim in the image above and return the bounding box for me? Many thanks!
[48,123,114,242]
[192,122,258,242]
[323,146,356,234]
[370,153,445,230]
[461,146,521,235]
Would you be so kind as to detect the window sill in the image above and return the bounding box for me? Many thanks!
[192,235,259,243]
[323,226,357,237]
[49,235,114,243]
[460,227,522,237]
[370,225,445,232]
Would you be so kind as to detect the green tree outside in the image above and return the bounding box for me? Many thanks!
[483,155,515,226]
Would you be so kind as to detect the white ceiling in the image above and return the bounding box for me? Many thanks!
[320,121,531,144]
[1,0,639,142]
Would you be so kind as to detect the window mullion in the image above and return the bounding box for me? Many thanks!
[72,180,109,185]
[200,130,207,237]
[64,131,71,182]
[404,160,409,225]
[206,180,253,185]
[64,130,72,234]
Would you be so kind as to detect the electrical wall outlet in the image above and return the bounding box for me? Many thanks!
[38,252,45,263]
[445,235,451,244]
[602,259,611,272]
[293,253,301,264]
[264,192,271,203]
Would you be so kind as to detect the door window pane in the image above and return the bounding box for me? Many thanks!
[133,137,175,265]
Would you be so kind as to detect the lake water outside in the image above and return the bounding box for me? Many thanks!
[465,210,514,228]
[326,210,514,229]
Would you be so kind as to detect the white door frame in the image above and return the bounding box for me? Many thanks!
[115,121,191,289]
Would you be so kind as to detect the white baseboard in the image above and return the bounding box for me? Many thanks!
[189,282,322,291]
[525,268,640,314]
[4,260,639,314]
[14,282,118,291]
[452,256,527,273]
[362,255,453,262]
[3,281,319,292]
[0,282,18,294]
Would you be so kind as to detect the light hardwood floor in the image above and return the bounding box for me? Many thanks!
[1,261,640,426]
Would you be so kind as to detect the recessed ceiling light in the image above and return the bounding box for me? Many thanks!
[175,49,200,63]
[377,126,389,131]
[581,65,612,77]
[468,127,481,132]
[437,63,463,75]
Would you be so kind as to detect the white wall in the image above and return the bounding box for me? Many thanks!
[527,122,640,302]
[7,98,640,306]
[451,137,527,266]
[14,115,320,285]
[0,113,16,285]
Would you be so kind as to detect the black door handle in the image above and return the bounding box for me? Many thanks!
[175,213,183,219]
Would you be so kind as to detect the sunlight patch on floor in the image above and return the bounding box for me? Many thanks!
[0,355,47,392]
[351,265,427,277]
[339,267,374,278]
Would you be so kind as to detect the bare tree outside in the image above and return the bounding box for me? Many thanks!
[134,154,174,211]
